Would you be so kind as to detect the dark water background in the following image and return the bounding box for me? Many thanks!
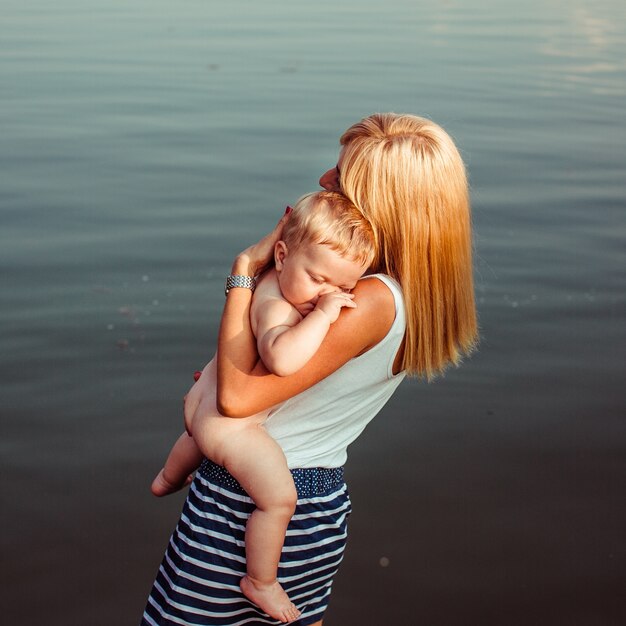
[1,1,625,624]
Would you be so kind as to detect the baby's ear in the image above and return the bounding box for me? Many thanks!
[274,241,288,271]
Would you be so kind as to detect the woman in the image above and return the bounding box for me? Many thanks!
[141,113,478,626]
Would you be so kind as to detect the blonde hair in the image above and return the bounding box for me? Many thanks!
[338,112,478,379]
[282,191,375,268]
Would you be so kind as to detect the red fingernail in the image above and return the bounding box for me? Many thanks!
[285,205,293,215]
[193,370,202,381]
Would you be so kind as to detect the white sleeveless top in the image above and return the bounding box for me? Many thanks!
[264,274,407,468]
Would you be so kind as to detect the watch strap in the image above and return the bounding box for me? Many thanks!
[224,274,257,296]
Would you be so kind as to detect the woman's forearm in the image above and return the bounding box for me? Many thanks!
[215,256,264,415]
[213,212,393,417]
[215,277,395,418]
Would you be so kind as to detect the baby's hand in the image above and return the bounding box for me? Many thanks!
[314,291,356,324]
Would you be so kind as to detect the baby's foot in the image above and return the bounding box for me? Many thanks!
[150,469,193,497]
[240,575,301,623]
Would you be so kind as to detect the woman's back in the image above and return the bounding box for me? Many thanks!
[265,274,406,468]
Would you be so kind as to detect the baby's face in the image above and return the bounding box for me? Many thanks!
[275,241,368,316]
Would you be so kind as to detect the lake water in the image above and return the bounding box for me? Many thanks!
[1,1,625,624]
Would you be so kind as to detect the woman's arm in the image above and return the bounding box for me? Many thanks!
[183,213,395,424]
[216,274,394,417]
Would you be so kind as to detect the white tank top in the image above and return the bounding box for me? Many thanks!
[264,274,406,468]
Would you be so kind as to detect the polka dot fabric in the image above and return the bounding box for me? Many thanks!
[199,458,345,498]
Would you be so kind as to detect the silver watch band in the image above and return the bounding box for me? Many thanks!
[224,274,257,296]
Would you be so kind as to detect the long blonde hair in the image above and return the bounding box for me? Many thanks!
[339,113,478,378]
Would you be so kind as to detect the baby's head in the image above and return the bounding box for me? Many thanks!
[281,191,375,266]
[274,191,375,315]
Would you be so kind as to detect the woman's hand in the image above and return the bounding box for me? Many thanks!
[231,207,292,277]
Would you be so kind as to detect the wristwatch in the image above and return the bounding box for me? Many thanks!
[224,274,257,296]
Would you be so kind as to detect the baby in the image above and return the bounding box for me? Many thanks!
[152,191,375,623]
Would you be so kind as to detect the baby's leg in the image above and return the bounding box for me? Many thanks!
[151,432,203,497]
[221,426,300,623]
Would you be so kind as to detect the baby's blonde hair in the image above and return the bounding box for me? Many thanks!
[338,113,478,379]
[282,191,375,268]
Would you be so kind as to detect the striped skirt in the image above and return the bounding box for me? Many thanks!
[141,459,352,626]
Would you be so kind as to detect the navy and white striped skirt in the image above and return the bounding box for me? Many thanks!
[141,459,352,626]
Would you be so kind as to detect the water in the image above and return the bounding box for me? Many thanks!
[1,1,625,624]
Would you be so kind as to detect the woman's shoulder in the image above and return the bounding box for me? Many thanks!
[360,272,402,294]
[349,274,397,352]
[355,273,401,307]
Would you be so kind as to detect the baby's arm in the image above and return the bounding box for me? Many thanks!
[255,292,356,377]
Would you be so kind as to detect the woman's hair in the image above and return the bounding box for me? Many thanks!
[282,191,375,268]
[338,112,478,379]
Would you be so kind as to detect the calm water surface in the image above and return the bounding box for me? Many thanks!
[1,1,625,624]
